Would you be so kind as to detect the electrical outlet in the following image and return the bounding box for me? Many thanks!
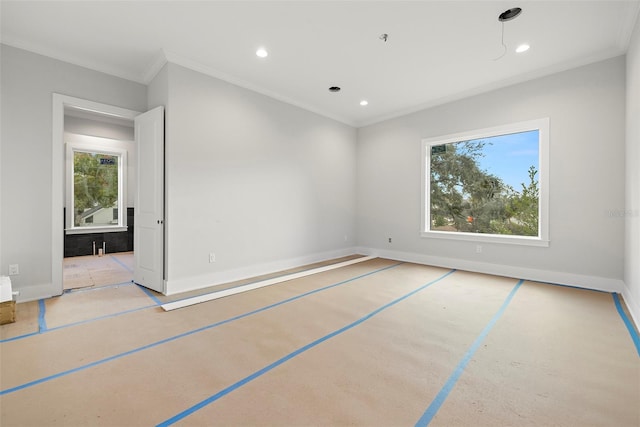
[476,245,483,254]
[388,237,392,243]
[8,264,19,275]
[209,253,216,263]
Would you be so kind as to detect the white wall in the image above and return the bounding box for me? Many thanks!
[160,63,357,294]
[1,41,633,305]
[356,56,626,291]
[64,115,134,141]
[147,63,168,111]
[0,45,146,300]
[624,19,640,325]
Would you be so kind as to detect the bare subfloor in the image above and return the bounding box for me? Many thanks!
[1,258,639,426]
[63,251,134,290]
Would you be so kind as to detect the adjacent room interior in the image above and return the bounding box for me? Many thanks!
[1,1,639,426]
[62,107,136,290]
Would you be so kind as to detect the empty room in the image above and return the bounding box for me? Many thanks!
[1,1,639,426]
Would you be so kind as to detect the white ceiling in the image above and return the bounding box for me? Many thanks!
[2,1,639,127]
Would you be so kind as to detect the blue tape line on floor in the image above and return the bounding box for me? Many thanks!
[136,284,163,306]
[156,268,457,427]
[109,255,133,273]
[536,280,608,293]
[49,304,158,332]
[612,293,640,357]
[0,262,403,396]
[0,304,158,344]
[1,286,151,344]
[414,279,524,427]
[0,332,40,343]
[38,299,47,333]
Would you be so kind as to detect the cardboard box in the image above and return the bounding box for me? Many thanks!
[0,300,16,325]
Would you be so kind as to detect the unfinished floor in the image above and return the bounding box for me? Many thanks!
[1,258,639,426]
[63,251,134,290]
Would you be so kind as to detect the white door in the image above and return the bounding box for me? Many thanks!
[134,106,165,293]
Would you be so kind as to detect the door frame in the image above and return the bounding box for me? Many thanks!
[52,94,141,296]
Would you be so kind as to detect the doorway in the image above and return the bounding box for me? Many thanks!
[52,94,165,297]
[61,107,136,290]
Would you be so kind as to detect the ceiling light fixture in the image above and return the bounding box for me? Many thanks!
[516,44,530,53]
[493,7,523,61]
[256,48,268,58]
[328,86,341,93]
[498,7,522,22]
[360,100,369,106]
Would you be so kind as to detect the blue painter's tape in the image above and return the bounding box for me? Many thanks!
[47,304,158,333]
[414,279,524,427]
[38,299,47,333]
[533,280,608,293]
[0,262,403,396]
[612,293,640,357]
[110,255,133,273]
[0,332,40,343]
[156,268,457,427]
[0,304,157,344]
[136,284,163,306]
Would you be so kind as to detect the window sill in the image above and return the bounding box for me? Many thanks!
[65,226,128,235]
[421,230,549,247]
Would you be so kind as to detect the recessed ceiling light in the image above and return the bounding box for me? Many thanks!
[360,100,369,106]
[256,48,268,58]
[516,44,530,53]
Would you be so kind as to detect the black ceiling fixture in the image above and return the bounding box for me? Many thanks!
[494,7,523,60]
[328,86,341,93]
[498,7,522,22]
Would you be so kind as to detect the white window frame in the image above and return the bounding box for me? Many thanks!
[65,136,128,234]
[421,118,549,247]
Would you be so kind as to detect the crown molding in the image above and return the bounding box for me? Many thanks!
[142,49,169,85]
[0,36,145,84]
[617,1,640,51]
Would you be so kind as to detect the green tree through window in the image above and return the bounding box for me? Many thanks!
[73,152,119,227]
[427,128,542,239]
[65,136,128,234]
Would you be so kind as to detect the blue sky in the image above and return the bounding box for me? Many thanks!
[471,130,539,190]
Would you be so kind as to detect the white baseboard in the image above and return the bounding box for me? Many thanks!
[621,284,640,331]
[356,247,625,294]
[14,282,60,303]
[162,256,374,310]
[164,247,360,296]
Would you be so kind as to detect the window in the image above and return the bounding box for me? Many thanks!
[421,118,549,246]
[65,137,127,234]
